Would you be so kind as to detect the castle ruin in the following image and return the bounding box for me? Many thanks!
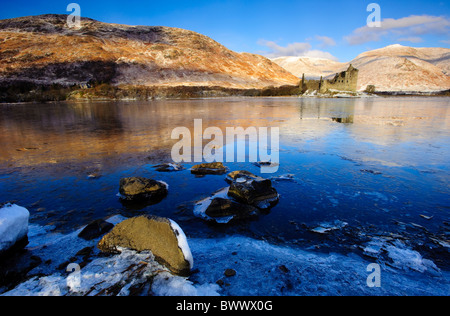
[301,64,359,94]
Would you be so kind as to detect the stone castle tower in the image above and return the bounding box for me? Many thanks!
[319,64,359,93]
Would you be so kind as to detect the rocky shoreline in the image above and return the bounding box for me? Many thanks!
[0,162,284,294]
[1,81,449,103]
[1,160,449,296]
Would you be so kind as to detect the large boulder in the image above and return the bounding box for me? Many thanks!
[118,177,168,202]
[0,204,29,256]
[191,162,227,175]
[97,216,193,276]
[227,172,279,209]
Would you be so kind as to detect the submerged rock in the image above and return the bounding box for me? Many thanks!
[360,169,382,175]
[191,162,227,175]
[224,269,236,277]
[310,220,348,234]
[269,174,296,182]
[253,161,279,167]
[153,163,184,172]
[97,215,193,276]
[118,177,168,202]
[227,173,279,209]
[87,173,101,179]
[225,170,260,183]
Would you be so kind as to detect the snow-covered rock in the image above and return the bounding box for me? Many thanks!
[97,215,193,276]
[0,204,30,254]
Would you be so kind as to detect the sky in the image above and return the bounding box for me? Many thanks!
[1,0,449,62]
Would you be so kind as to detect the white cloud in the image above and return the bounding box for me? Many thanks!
[345,15,450,45]
[301,50,339,60]
[258,40,311,57]
[257,40,339,61]
[397,37,424,43]
[314,35,336,48]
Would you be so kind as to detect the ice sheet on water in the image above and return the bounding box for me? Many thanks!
[189,236,449,296]
[2,220,449,296]
[363,237,440,274]
[385,240,439,274]
[269,174,296,182]
[363,191,389,202]
[310,220,348,234]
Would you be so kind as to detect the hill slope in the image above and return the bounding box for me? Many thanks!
[0,14,299,93]
[350,44,450,92]
[272,44,450,93]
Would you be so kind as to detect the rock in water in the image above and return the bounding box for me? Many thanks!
[191,162,227,175]
[193,187,257,224]
[78,219,114,241]
[224,269,236,277]
[205,198,258,219]
[118,177,168,202]
[97,215,193,276]
[153,163,184,172]
[0,204,30,256]
[193,171,279,223]
[225,170,260,183]
[227,173,279,209]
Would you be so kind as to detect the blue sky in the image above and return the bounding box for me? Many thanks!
[1,0,449,62]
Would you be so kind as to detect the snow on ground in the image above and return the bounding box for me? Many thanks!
[363,237,441,275]
[189,236,449,296]
[1,217,449,296]
[2,216,219,296]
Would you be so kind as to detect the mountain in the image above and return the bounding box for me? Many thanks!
[349,44,450,92]
[272,44,450,93]
[271,56,345,80]
[0,14,299,96]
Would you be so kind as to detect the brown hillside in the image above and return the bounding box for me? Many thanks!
[0,14,299,90]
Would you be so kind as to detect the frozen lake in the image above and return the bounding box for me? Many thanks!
[0,97,449,296]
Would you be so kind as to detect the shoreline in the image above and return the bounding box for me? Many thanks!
[2,217,449,296]
[1,82,449,104]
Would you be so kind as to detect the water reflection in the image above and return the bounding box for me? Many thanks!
[298,98,355,121]
[0,97,449,253]
[0,97,449,171]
